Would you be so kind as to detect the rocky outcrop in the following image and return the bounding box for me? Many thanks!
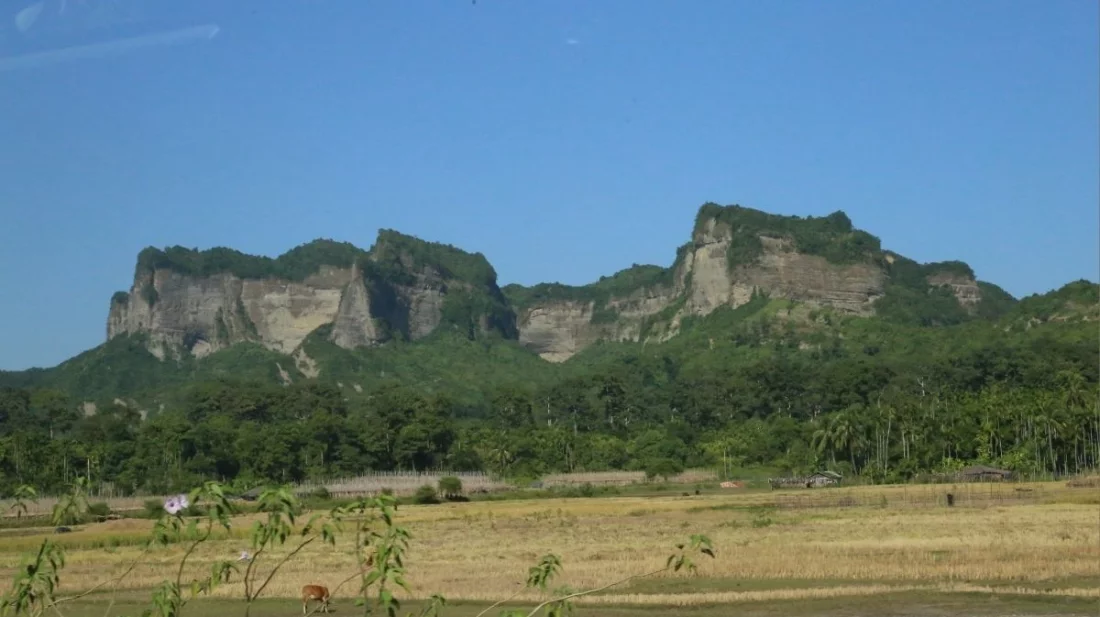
[517,302,596,363]
[107,204,990,365]
[515,286,677,361]
[108,234,514,362]
[512,205,983,362]
[926,272,981,307]
[329,262,380,349]
[109,265,354,358]
[681,223,886,316]
[401,270,447,339]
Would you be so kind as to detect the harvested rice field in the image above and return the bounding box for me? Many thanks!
[1,482,1097,616]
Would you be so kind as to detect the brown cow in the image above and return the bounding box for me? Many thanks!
[301,584,331,615]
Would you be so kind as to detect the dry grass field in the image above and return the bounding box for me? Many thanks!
[1,481,1097,616]
[0,470,717,518]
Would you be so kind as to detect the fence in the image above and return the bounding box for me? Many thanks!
[0,494,171,519]
[293,471,511,497]
[769,484,1044,510]
[539,469,717,488]
[0,468,727,517]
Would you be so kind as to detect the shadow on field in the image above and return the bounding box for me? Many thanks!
[52,591,1097,617]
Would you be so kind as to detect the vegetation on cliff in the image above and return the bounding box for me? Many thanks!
[1011,278,1099,322]
[503,242,693,322]
[695,203,883,268]
[135,239,367,282]
[128,231,519,341]
[364,230,517,340]
[503,204,1000,334]
[370,229,499,288]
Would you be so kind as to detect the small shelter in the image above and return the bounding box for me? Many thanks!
[238,487,264,501]
[807,471,842,487]
[958,465,1013,482]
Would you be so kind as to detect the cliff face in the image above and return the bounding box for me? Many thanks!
[509,204,987,361]
[925,271,981,307]
[108,265,353,359]
[108,203,994,365]
[680,219,886,315]
[108,234,514,361]
[516,286,677,362]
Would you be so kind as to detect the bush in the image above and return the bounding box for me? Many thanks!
[87,502,111,518]
[438,476,463,499]
[644,458,685,481]
[413,484,440,505]
[310,486,332,499]
[144,499,164,518]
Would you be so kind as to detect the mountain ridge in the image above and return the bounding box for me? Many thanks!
[104,202,1021,364]
[1,201,1095,412]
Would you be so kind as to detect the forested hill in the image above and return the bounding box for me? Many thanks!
[0,203,1097,495]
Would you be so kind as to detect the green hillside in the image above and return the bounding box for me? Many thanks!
[1,278,1096,495]
[1,204,1096,495]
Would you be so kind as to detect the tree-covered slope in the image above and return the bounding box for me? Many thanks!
[1,203,1096,495]
[1,279,1096,494]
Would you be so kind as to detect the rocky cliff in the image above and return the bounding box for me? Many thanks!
[504,204,994,361]
[108,232,514,359]
[108,203,999,364]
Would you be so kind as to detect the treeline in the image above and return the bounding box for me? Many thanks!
[1,336,1096,496]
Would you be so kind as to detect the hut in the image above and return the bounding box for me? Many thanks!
[806,471,842,487]
[237,487,264,501]
[958,465,1013,482]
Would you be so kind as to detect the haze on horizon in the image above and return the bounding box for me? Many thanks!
[0,0,1097,370]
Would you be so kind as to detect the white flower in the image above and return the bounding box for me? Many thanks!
[163,497,180,515]
[164,493,190,515]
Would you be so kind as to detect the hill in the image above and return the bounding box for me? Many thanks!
[0,202,1096,495]
[93,203,1016,366]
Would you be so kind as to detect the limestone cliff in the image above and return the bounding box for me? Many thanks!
[506,203,990,361]
[108,203,995,366]
[108,264,353,359]
[108,234,515,362]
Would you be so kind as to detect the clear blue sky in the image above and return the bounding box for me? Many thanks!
[0,0,1097,370]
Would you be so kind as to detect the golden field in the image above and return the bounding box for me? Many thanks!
[1,482,1097,612]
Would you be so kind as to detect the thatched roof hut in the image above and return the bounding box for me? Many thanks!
[958,465,1013,481]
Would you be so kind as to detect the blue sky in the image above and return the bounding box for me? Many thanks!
[0,0,1097,370]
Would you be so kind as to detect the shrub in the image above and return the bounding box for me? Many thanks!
[644,458,685,481]
[438,476,463,499]
[86,502,111,520]
[144,499,164,518]
[413,484,440,505]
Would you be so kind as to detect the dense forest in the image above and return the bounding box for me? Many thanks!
[1,274,1096,496]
